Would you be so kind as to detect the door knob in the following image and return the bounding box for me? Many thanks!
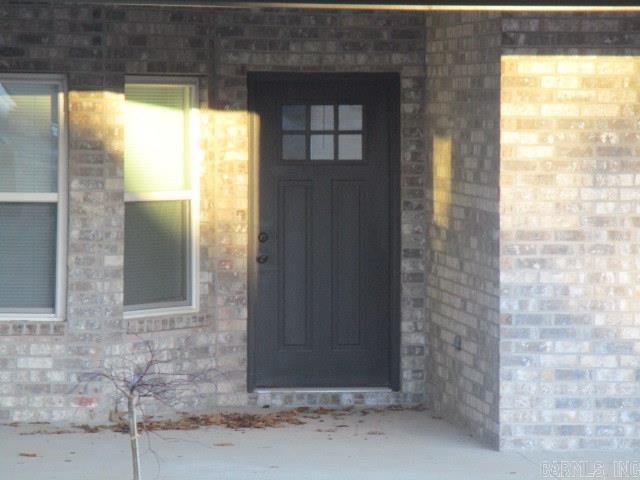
[257,255,269,264]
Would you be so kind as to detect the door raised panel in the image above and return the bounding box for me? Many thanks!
[278,181,313,349]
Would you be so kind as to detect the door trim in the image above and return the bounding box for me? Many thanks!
[247,72,401,392]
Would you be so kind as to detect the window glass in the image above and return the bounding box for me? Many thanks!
[0,204,56,313]
[280,103,364,162]
[282,134,306,160]
[0,82,58,193]
[310,105,334,131]
[124,84,190,193]
[310,135,334,160]
[338,134,362,160]
[124,201,189,307]
[282,105,306,131]
[338,105,363,131]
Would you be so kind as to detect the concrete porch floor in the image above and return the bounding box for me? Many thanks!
[1,408,637,480]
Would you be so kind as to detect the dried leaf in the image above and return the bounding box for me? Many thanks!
[75,424,101,433]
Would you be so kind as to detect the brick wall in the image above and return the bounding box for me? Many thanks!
[4,2,639,451]
[0,3,428,421]
[425,12,502,447]
[499,13,640,450]
[501,54,640,449]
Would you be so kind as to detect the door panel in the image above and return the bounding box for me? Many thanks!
[249,73,399,388]
[278,181,312,348]
[332,180,363,348]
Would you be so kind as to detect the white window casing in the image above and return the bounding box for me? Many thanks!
[0,74,67,322]
[123,76,200,319]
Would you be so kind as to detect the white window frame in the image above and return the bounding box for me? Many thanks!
[0,74,68,322]
[123,76,200,319]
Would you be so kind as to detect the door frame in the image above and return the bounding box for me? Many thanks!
[246,72,401,392]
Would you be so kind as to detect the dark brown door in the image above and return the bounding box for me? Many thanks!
[248,73,399,388]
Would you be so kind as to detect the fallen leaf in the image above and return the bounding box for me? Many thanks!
[20,429,74,436]
[111,410,306,434]
[312,407,332,415]
[19,453,37,458]
[213,442,234,447]
[366,431,385,435]
[75,424,101,433]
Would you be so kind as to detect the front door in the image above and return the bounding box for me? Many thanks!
[248,73,399,389]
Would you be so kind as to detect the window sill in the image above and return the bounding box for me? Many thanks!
[123,305,199,320]
[0,313,63,322]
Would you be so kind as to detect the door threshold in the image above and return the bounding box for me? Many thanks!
[254,387,393,394]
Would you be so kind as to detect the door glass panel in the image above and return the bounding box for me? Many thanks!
[338,105,362,131]
[310,135,334,160]
[282,134,306,160]
[282,105,306,131]
[310,105,334,131]
[338,134,362,160]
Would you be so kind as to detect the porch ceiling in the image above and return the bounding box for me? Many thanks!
[53,0,640,12]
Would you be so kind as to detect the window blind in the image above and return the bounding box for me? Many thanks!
[0,82,58,193]
[124,200,189,307]
[124,84,190,193]
[0,204,56,312]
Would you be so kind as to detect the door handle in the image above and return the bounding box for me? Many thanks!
[257,255,269,264]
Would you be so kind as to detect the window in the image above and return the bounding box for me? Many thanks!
[281,103,364,161]
[0,75,67,320]
[123,78,199,316]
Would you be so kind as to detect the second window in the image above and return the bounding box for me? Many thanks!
[123,78,199,315]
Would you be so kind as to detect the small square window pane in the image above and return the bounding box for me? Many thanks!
[124,200,190,308]
[338,134,362,160]
[282,105,306,131]
[0,203,56,313]
[0,81,59,193]
[310,135,334,160]
[282,134,306,160]
[310,105,334,131]
[339,105,363,131]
